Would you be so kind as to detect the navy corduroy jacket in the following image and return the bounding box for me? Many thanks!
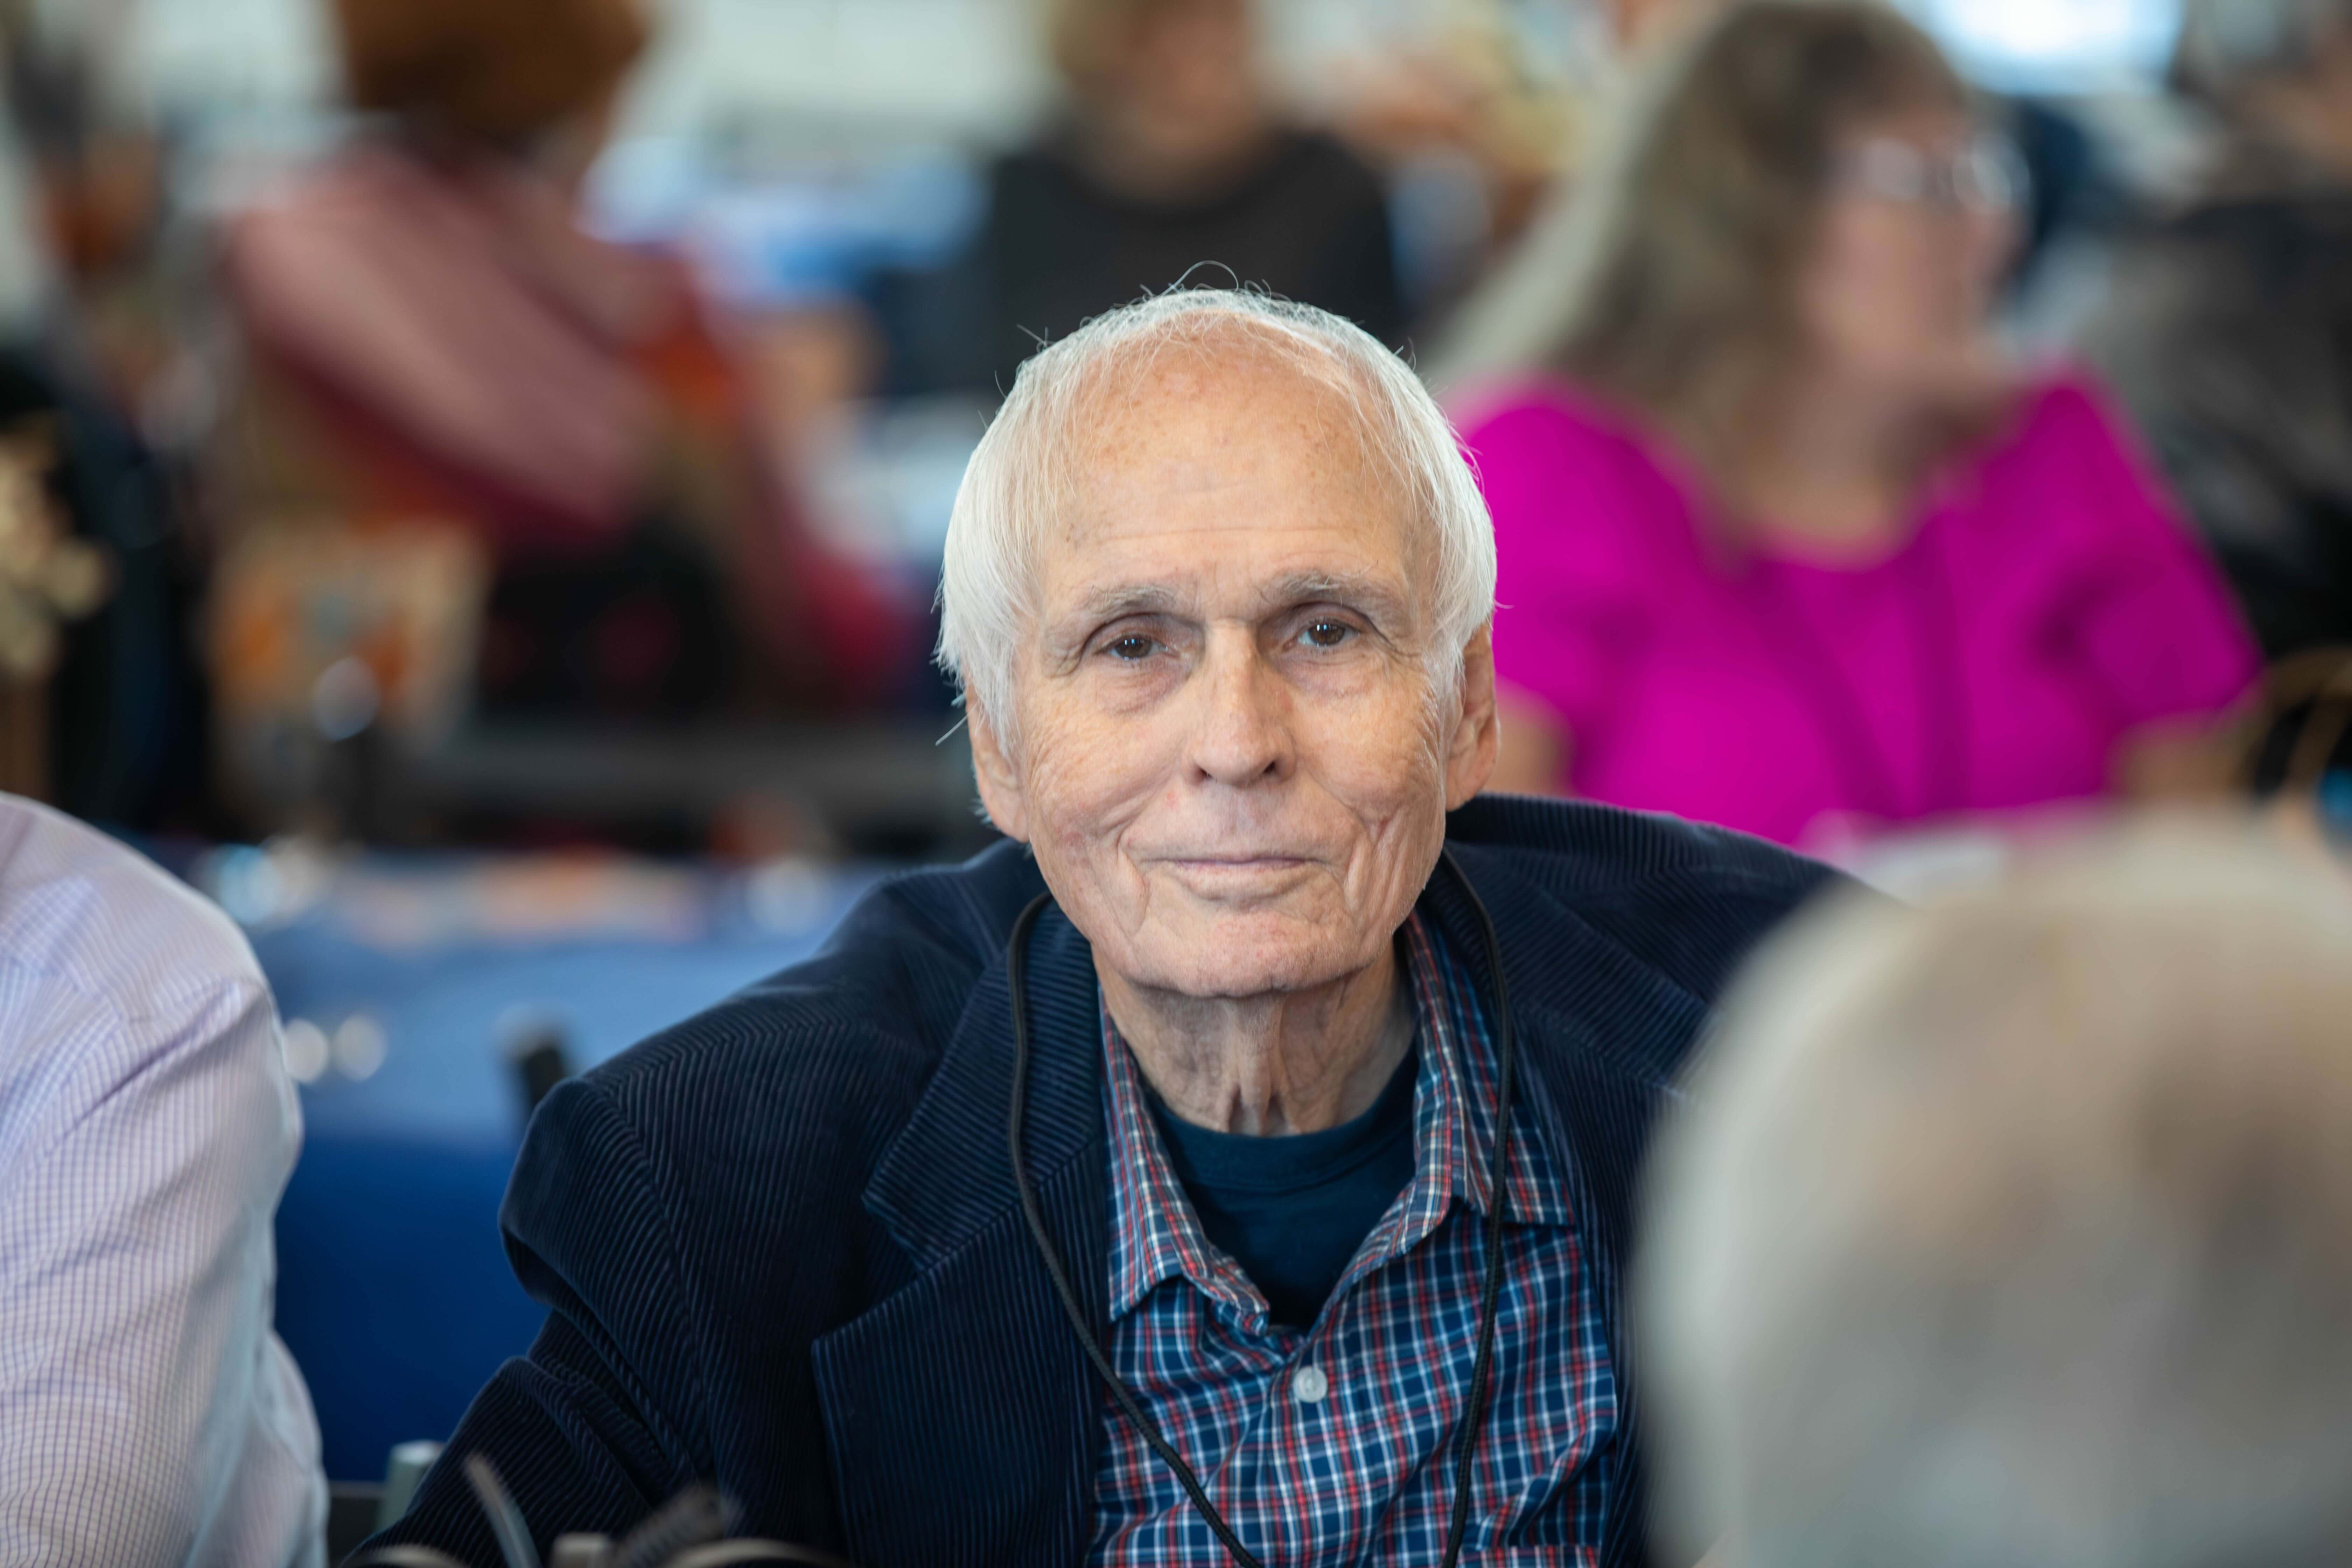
[366,796,1835,1567]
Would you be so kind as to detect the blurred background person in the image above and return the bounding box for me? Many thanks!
[0,793,323,1567]
[1457,0,2259,852]
[2084,0,2352,662]
[936,0,1403,394]
[1638,826,2352,1568]
[217,0,916,738]
[0,2,215,835]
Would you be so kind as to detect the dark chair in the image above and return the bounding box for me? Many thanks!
[329,1483,387,1564]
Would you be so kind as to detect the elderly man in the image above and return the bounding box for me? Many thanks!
[1640,830,2352,1568]
[369,291,1831,1566]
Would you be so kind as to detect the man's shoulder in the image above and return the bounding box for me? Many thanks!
[0,795,263,1020]
[0,797,284,1170]
[1450,793,1831,895]
[577,840,1045,1141]
[1448,794,1839,1006]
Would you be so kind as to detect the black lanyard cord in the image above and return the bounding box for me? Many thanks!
[1441,848,1520,1568]
[1006,849,1518,1568]
[1006,890,1262,1568]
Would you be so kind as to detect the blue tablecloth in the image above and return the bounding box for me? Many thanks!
[238,850,878,1480]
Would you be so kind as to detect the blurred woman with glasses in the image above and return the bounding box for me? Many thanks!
[1459,0,2259,852]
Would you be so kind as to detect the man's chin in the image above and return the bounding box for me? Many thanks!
[1119,910,1367,1000]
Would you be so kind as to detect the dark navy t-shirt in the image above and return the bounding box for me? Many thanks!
[1147,1048,1420,1329]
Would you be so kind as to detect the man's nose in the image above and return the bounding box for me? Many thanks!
[1184,630,1293,787]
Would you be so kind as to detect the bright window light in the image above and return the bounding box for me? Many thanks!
[1898,0,2186,92]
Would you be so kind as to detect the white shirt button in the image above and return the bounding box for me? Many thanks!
[1292,1364,1329,1404]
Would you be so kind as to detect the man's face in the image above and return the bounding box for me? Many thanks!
[970,348,1497,1000]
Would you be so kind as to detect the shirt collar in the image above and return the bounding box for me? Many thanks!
[1102,910,1575,1324]
[1400,913,1574,1230]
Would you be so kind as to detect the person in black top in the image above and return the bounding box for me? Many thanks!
[959,0,1402,392]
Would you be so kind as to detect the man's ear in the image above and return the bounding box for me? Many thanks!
[1444,624,1501,811]
[967,694,1031,843]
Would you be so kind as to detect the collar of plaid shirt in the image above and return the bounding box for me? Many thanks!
[1092,910,1617,1564]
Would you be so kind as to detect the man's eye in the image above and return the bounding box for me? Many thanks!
[1300,620,1354,650]
[1104,634,1158,662]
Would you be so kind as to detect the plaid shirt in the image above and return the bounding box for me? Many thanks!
[1089,913,1618,1566]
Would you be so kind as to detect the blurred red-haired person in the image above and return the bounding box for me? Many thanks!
[221,0,914,721]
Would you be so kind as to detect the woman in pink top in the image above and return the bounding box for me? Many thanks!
[1458,0,2259,849]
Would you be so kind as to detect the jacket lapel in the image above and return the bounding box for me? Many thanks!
[1520,1014,1673,1568]
[811,901,1110,1568]
[1423,847,1707,1568]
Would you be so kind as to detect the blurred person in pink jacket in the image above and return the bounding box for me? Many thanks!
[1456,1,2259,851]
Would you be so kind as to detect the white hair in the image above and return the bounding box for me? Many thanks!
[1640,824,2352,1568]
[935,289,1497,736]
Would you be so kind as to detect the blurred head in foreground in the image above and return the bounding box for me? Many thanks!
[1640,827,2352,1568]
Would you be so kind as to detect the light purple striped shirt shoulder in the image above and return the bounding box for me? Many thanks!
[0,795,324,1567]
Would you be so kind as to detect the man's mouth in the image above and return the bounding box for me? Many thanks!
[1152,854,1320,890]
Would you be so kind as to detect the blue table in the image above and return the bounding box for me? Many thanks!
[230,849,878,1480]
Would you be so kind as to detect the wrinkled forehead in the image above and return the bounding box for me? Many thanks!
[1037,339,1430,614]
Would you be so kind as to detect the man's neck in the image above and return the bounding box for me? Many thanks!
[1101,944,1414,1136]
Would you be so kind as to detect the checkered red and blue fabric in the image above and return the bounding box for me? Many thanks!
[1090,912,1619,1565]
